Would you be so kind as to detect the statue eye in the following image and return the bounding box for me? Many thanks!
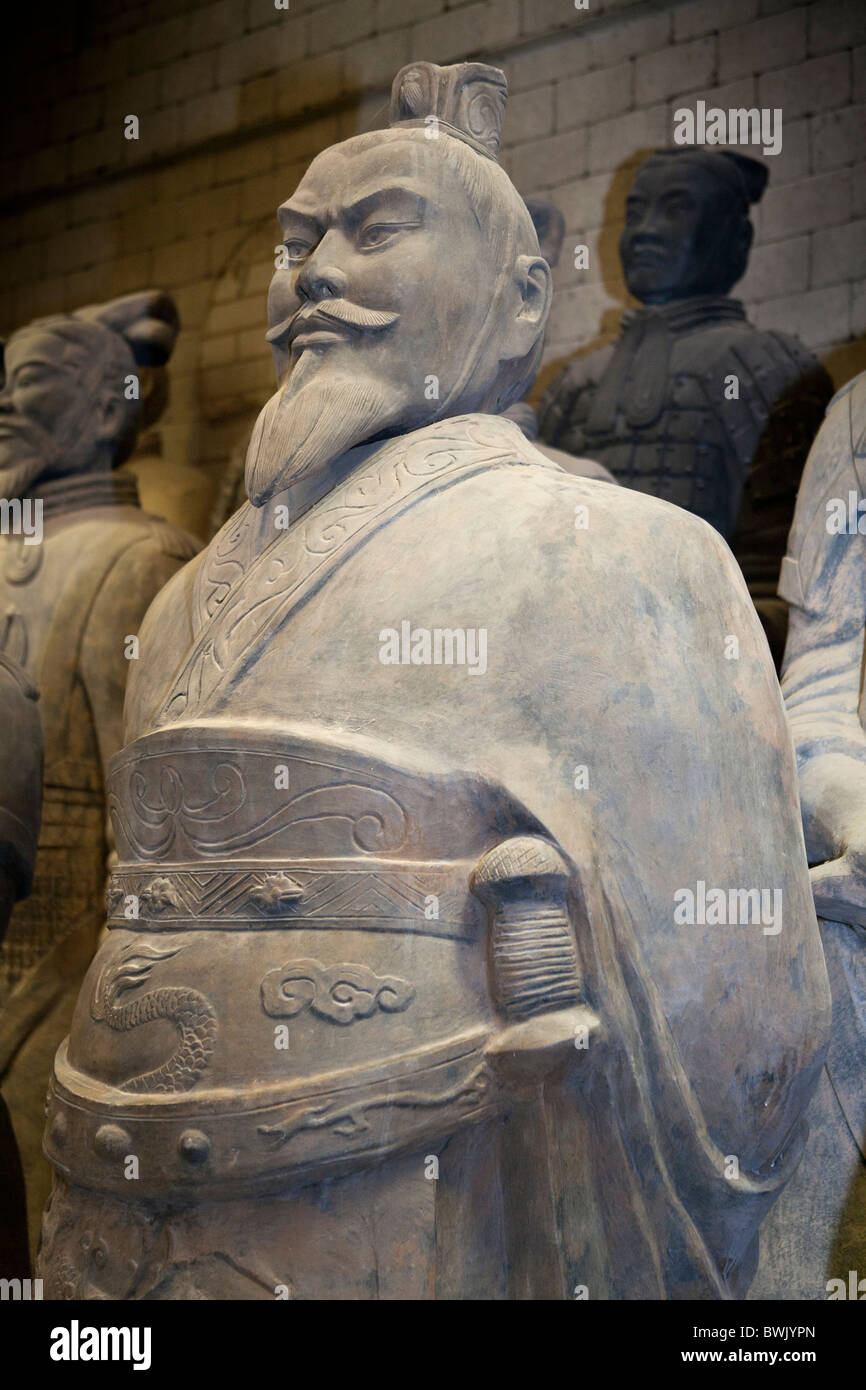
[283,239,311,260]
[358,222,417,251]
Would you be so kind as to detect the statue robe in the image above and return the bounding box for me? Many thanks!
[40,414,828,1300]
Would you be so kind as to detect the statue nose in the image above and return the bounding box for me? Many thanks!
[297,261,347,304]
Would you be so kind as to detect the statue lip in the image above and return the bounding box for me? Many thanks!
[290,327,348,353]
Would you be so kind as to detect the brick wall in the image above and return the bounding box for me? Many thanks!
[1,0,864,506]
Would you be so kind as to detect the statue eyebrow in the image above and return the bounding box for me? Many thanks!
[276,205,322,240]
[342,185,427,225]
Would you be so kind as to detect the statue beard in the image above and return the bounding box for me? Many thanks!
[0,414,56,500]
[245,349,411,508]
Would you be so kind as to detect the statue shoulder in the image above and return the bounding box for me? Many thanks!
[139,515,203,564]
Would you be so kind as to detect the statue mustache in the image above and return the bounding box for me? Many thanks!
[266,299,400,345]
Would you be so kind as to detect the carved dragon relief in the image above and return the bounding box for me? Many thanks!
[91,943,216,1093]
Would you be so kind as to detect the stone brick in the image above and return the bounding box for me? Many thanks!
[238,324,271,361]
[155,155,218,203]
[376,0,445,33]
[852,160,866,219]
[520,0,592,42]
[50,90,102,143]
[507,33,591,94]
[16,143,72,197]
[557,62,632,132]
[160,50,218,107]
[760,53,851,119]
[673,0,758,43]
[206,295,265,336]
[193,0,247,48]
[665,75,756,123]
[239,72,279,127]
[545,281,618,351]
[134,103,186,159]
[106,251,153,299]
[853,279,866,336]
[120,199,179,255]
[811,105,866,172]
[70,128,121,179]
[587,104,669,174]
[213,137,275,186]
[176,183,243,234]
[636,36,715,106]
[811,218,866,287]
[153,235,211,288]
[182,86,240,146]
[216,25,295,87]
[411,1,519,64]
[128,15,190,74]
[505,129,586,194]
[738,234,809,300]
[506,85,554,144]
[856,45,866,103]
[555,171,615,231]
[719,10,806,82]
[585,10,671,70]
[201,333,237,367]
[343,28,411,93]
[752,283,849,347]
[760,169,852,241]
[276,55,344,119]
[808,0,866,57]
[276,114,341,165]
[308,0,376,56]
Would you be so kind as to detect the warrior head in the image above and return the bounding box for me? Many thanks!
[246,61,552,506]
[619,147,768,306]
[0,291,178,500]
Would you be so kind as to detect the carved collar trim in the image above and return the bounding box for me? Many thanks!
[26,470,141,520]
[620,295,747,336]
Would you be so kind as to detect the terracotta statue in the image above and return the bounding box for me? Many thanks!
[0,653,41,1276]
[749,370,866,1300]
[0,292,200,1253]
[208,191,612,543]
[537,147,833,662]
[39,63,829,1301]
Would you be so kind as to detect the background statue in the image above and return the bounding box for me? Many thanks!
[40,63,828,1301]
[0,292,200,1255]
[0,653,41,1277]
[750,370,866,1299]
[537,147,833,663]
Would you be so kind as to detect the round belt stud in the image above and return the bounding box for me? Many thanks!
[178,1129,210,1164]
[94,1123,131,1159]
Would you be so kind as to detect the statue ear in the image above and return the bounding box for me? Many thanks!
[503,254,551,360]
[95,389,128,447]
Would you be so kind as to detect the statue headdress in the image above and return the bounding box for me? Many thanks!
[388,61,507,161]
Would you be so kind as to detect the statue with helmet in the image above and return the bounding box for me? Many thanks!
[537,147,833,663]
[0,292,200,1254]
[38,64,829,1300]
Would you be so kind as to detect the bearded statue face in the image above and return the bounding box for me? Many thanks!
[620,159,751,305]
[0,328,130,498]
[246,131,550,507]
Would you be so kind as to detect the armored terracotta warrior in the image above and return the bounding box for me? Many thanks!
[537,148,832,662]
[0,292,200,1251]
[749,371,866,1300]
[0,653,41,1275]
[40,63,829,1301]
